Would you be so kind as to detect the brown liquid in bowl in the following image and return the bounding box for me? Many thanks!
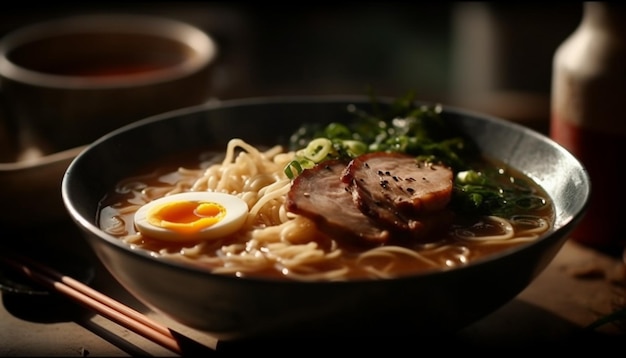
[98,147,556,281]
[8,33,190,78]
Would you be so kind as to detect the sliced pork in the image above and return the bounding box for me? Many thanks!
[285,152,456,247]
[341,152,454,232]
[285,159,391,246]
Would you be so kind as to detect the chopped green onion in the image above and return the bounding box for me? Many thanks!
[298,138,333,163]
[339,140,367,157]
[284,160,303,179]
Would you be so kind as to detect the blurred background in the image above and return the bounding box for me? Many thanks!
[1,1,582,136]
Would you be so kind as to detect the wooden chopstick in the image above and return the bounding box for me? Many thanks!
[0,252,215,355]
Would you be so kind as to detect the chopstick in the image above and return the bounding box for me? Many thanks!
[0,251,214,355]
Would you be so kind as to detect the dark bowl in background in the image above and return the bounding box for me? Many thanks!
[61,96,590,342]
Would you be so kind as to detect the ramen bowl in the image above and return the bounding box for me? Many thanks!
[62,96,590,344]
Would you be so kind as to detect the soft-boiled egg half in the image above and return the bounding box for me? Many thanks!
[134,192,248,242]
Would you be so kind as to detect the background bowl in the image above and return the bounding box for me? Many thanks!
[62,96,590,341]
[0,14,218,226]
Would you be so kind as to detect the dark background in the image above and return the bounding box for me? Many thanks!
[0,2,583,132]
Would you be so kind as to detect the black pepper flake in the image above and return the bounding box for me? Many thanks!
[378,170,384,176]
[406,187,415,194]
[392,176,399,182]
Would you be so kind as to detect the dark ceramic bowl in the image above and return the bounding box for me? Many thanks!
[62,96,590,342]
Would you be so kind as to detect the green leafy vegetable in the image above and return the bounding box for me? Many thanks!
[287,91,477,176]
[452,168,547,217]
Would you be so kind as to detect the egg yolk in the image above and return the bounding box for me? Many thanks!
[147,200,226,235]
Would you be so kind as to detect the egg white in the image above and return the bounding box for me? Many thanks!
[134,191,248,242]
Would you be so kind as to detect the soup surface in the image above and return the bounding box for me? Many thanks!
[98,100,555,281]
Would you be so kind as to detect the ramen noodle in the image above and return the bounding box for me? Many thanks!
[98,138,554,281]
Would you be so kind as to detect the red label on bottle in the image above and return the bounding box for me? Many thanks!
[551,116,624,252]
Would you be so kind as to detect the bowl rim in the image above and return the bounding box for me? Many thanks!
[0,13,218,89]
[62,95,591,284]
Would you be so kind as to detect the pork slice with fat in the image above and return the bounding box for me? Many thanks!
[341,152,454,233]
[285,160,390,246]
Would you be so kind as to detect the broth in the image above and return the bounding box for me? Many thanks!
[98,143,555,281]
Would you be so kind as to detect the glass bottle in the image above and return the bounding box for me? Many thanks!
[550,2,626,254]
